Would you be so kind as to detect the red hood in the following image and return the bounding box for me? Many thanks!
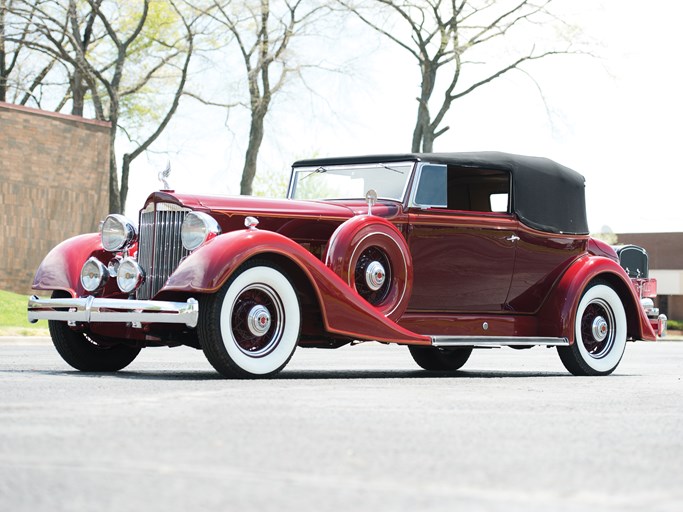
[141,191,401,220]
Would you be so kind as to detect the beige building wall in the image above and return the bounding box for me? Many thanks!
[0,102,110,294]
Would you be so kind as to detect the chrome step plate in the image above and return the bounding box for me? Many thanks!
[431,336,569,347]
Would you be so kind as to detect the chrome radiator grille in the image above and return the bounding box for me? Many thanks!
[137,202,191,300]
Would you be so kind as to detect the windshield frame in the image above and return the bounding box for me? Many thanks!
[287,161,416,203]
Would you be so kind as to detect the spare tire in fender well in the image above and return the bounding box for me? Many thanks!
[323,215,413,322]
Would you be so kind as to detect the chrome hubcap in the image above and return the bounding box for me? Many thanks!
[365,261,386,291]
[592,316,608,342]
[247,305,272,336]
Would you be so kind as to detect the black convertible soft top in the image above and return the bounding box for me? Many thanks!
[293,151,589,235]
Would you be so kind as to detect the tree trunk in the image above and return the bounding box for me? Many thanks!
[240,106,267,195]
[0,2,6,103]
[108,104,121,214]
[71,71,85,116]
[411,62,437,153]
[108,136,121,214]
[120,153,131,211]
[412,102,430,152]
[421,131,435,153]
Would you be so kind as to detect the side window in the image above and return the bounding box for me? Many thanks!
[414,164,447,208]
[446,167,510,213]
[413,164,510,213]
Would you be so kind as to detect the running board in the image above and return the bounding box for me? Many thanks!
[431,336,569,348]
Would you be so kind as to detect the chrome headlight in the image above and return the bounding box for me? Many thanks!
[181,212,221,251]
[101,214,137,252]
[80,257,109,292]
[116,257,145,293]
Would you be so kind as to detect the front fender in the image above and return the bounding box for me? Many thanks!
[31,233,104,297]
[538,255,656,342]
[164,229,430,345]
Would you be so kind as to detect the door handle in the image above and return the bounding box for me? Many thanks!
[506,234,520,242]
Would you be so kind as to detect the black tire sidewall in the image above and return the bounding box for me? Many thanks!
[49,320,140,372]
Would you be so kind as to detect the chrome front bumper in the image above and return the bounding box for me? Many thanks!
[27,296,199,328]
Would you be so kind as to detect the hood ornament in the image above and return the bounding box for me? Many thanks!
[158,162,171,190]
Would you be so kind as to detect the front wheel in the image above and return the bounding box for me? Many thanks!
[198,261,301,378]
[557,283,627,376]
[409,345,473,371]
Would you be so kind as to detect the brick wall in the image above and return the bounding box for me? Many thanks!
[0,102,110,294]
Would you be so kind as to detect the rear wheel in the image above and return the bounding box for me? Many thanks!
[49,320,141,372]
[557,283,627,376]
[409,345,473,371]
[198,261,301,378]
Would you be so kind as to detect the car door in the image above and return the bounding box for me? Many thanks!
[504,227,587,313]
[406,163,517,313]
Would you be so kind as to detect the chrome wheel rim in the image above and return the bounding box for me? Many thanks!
[231,284,284,357]
[354,246,391,305]
[580,298,615,358]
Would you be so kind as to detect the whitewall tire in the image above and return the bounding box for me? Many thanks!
[557,283,627,376]
[199,261,301,378]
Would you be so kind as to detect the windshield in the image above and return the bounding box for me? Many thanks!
[289,162,414,202]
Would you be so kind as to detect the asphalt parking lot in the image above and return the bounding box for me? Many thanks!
[1,338,682,512]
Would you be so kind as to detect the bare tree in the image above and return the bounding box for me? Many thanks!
[193,0,330,195]
[341,0,581,152]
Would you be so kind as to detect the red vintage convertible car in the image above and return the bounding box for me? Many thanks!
[28,152,667,377]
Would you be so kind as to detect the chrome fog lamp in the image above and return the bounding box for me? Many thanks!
[181,212,221,251]
[80,257,109,292]
[116,257,145,293]
[101,214,137,252]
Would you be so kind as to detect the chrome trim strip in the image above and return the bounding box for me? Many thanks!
[27,296,199,328]
[431,336,569,347]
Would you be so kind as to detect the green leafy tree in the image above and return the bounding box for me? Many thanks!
[6,0,197,213]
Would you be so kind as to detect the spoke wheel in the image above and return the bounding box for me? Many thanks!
[199,261,301,378]
[579,299,616,358]
[230,284,284,357]
[557,282,627,376]
[353,246,391,306]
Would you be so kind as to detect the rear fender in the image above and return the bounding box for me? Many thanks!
[31,233,105,297]
[538,255,656,342]
[164,229,430,345]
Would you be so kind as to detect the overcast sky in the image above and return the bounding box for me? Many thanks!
[125,0,682,235]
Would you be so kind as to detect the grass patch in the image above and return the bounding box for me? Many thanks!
[0,290,49,336]
[667,319,682,331]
